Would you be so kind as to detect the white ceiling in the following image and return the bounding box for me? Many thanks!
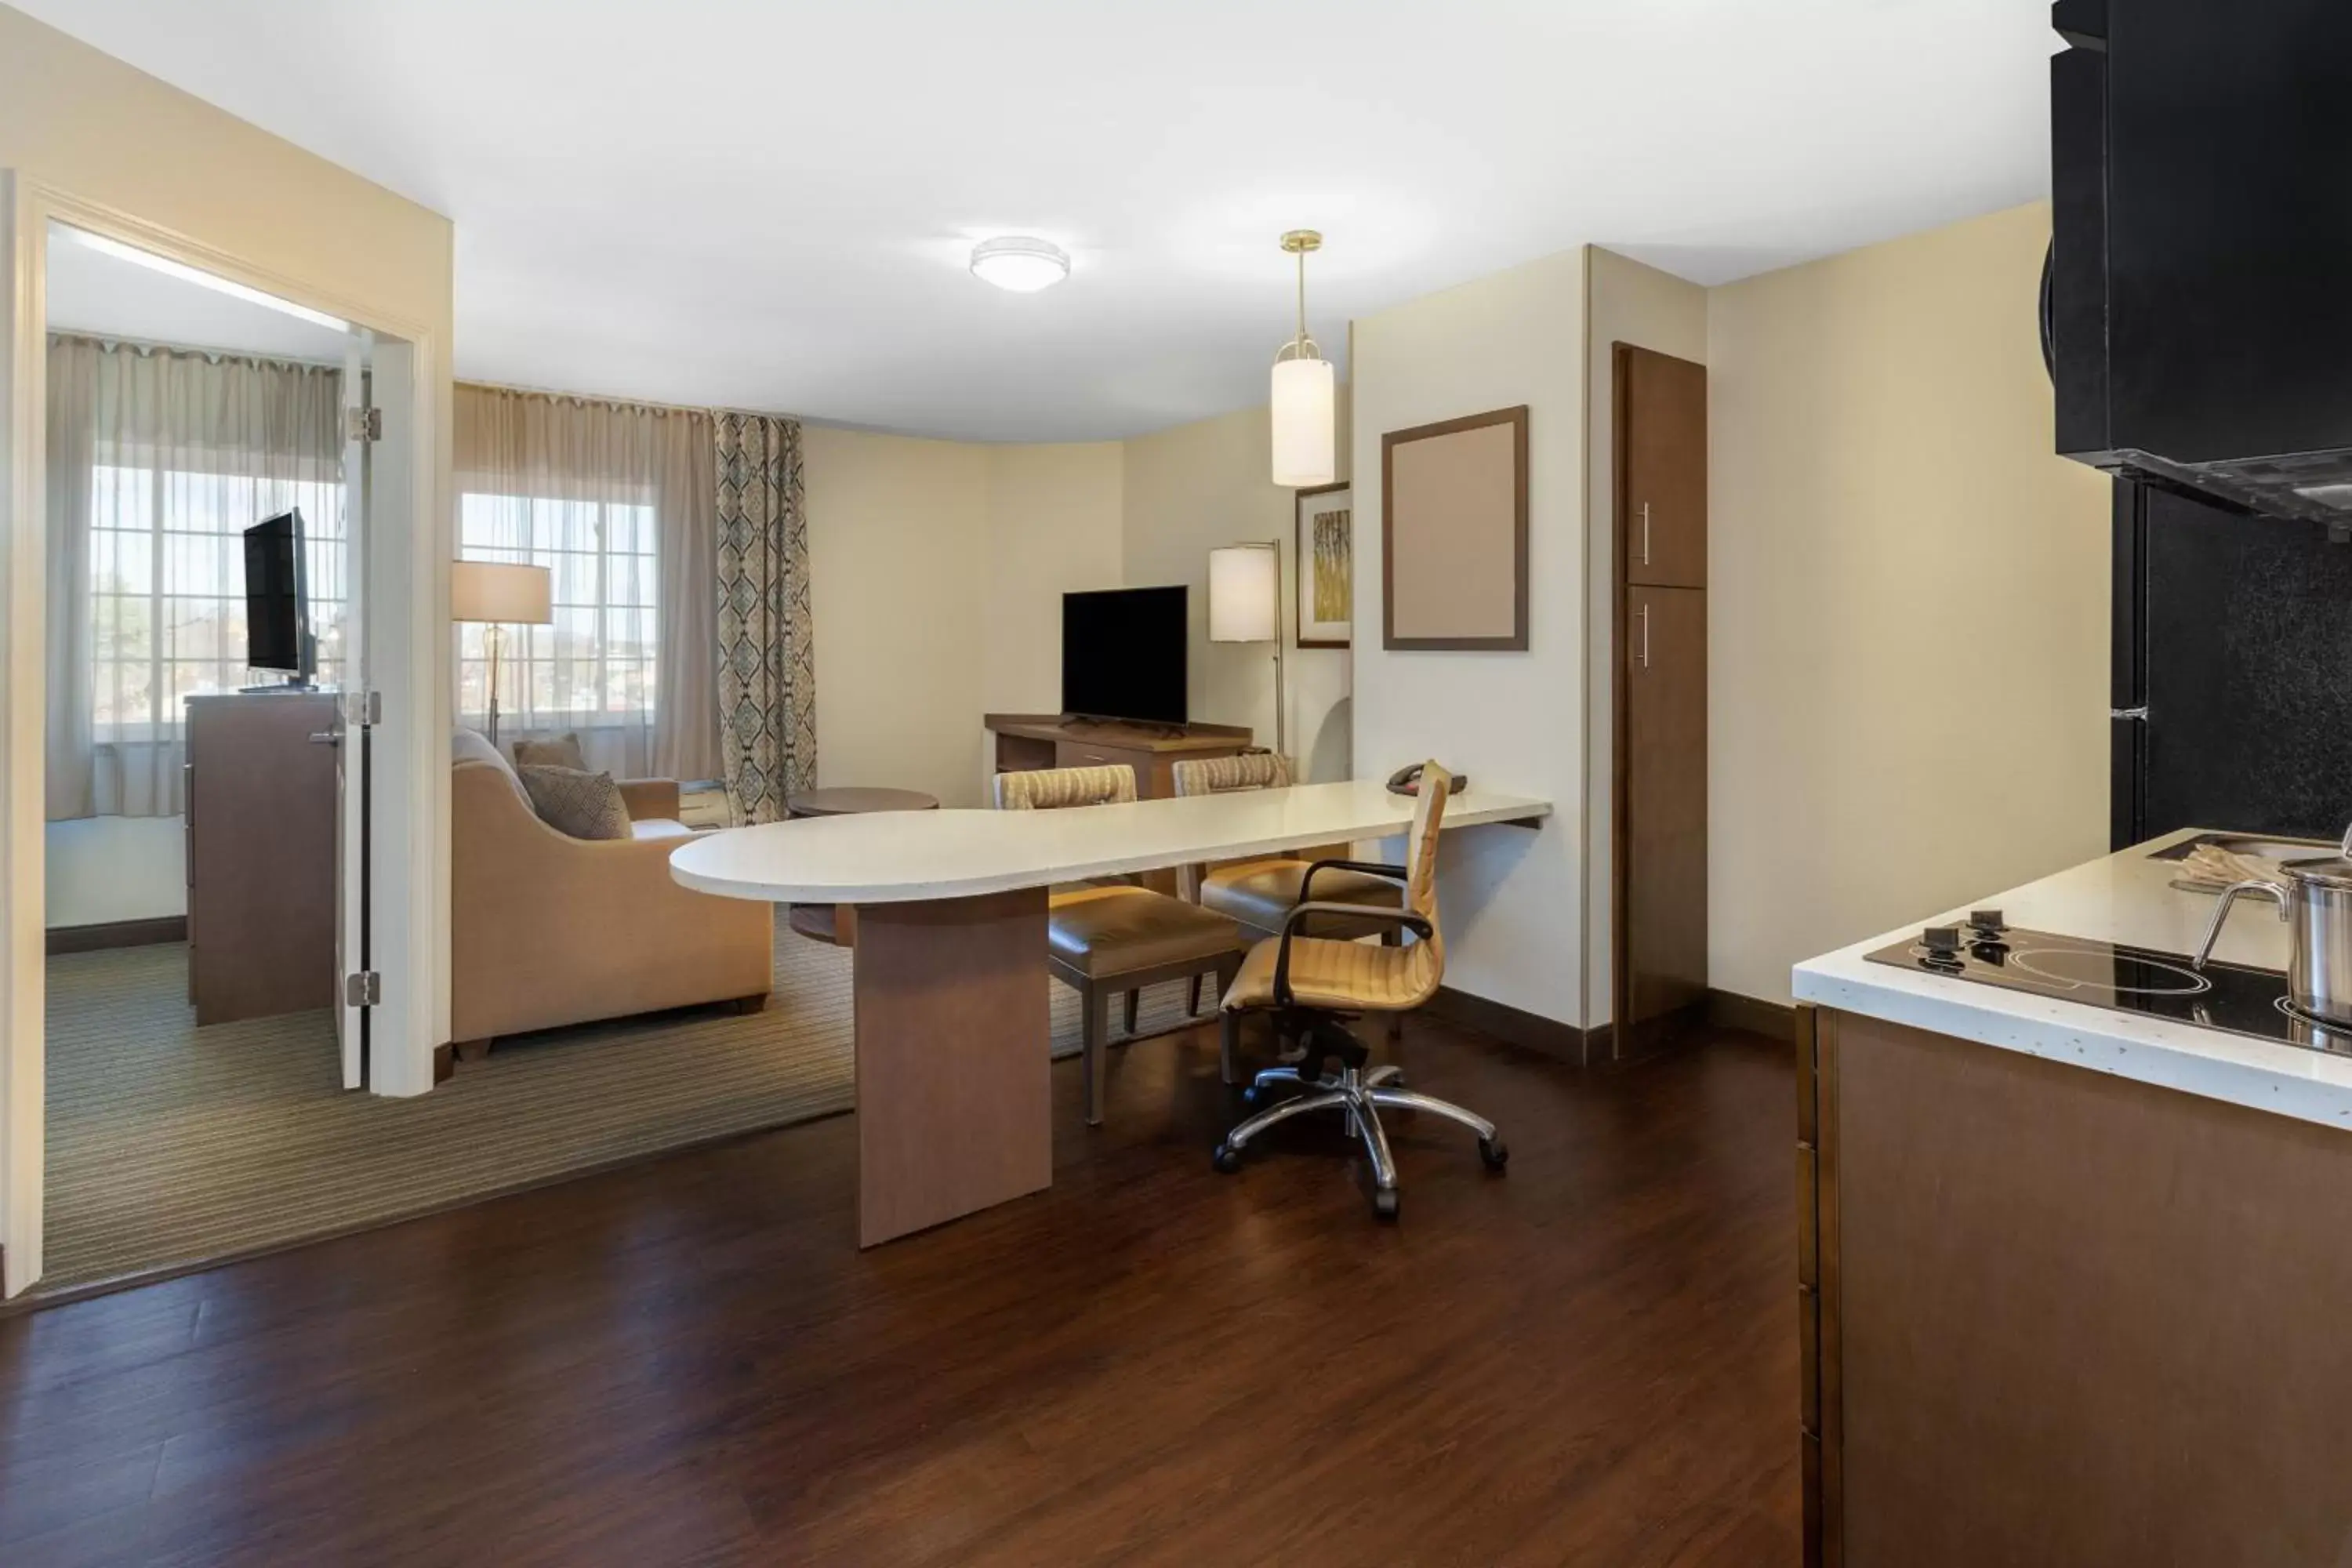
[18,1,2057,441]
[45,224,355,363]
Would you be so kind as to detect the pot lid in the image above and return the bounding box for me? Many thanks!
[2282,854,2352,889]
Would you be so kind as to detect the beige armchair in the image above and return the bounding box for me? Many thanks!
[450,730,772,1058]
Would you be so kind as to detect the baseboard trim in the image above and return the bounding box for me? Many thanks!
[1708,988,1797,1041]
[1424,985,1599,1065]
[45,916,187,956]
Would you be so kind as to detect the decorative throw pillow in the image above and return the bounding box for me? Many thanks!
[512,732,588,771]
[517,764,633,840]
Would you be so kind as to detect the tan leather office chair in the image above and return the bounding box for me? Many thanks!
[1212,763,1506,1219]
[1171,750,1406,1028]
[994,764,1247,1125]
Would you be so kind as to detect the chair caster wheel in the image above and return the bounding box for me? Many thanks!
[1372,1188,1400,1221]
[1479,1137,1509,1171]
[1212,1142,1243,1174]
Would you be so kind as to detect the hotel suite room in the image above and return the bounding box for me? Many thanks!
[2,2,2347,1565]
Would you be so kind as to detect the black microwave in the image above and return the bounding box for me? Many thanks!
[2047,0,2352,528]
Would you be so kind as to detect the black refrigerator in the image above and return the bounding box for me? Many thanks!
[2114,478,2352,847]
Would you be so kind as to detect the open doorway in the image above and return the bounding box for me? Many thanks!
[34,221,388,1294]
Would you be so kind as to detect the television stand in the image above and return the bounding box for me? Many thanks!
[983,713,1254,802]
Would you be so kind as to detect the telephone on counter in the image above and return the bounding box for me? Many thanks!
[1385,763,1467,798]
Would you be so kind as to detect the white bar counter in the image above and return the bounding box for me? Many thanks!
[671,780,1552,905]
[1792,826,2352,1131]
[673,779,1552,1245]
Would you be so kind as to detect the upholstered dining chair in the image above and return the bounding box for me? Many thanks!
[1170,750,1405,1027]
[1211,763,1505,1220]
[993,764,1248,1125]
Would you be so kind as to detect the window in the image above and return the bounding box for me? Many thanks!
[456,492,657,730]
[89,463,347,742]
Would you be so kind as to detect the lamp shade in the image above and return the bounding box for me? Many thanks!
[450,561,552,624]
[1269,356,1336,487]
[1207,544,1280,644]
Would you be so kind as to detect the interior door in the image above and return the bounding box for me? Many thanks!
[1623,585,1709,1036]
[1618,344,1708,588]
[333,331,375,1088]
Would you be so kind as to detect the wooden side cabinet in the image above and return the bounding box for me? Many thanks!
[1797,1004,2352,1566]
[1613,342,1710,1054]
[186,691,337,1025]
[1618,343,1708,589]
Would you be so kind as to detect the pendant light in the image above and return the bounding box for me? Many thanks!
[1269,230,1336,487]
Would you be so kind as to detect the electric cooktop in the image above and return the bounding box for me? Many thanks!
[1864,909,2352,1058]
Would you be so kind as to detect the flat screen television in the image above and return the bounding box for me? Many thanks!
[1062,585,1186,725]
[244,509,314,686]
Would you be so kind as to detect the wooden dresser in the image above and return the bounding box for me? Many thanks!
[983,713,1254,800]
[185,691,338,1025]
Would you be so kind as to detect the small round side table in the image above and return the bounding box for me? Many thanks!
[783,787,941,947]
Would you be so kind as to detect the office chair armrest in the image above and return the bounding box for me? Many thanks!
[1296,858,1409,903]
[1272,901,1435,1007]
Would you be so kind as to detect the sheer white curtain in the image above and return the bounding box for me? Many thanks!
[45,336,345,820]
[454,384,718,780]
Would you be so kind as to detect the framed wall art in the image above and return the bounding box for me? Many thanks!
[1294,481,1352,648]
[1381,405,1529,651]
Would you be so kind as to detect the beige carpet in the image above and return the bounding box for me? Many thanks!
[39,922,1212,1296]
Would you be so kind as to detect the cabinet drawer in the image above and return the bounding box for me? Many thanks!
[1055,742,1148,789]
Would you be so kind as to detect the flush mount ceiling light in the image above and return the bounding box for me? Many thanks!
[970,235,1070,293]
[1269,229,1335,487]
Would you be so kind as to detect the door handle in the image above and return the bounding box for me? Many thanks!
[1639,601,1651,670]
[309,731,342,746]
[1640,503,1651,566]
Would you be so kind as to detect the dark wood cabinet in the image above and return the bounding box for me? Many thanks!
[1622,585,1708,1032]
[1613,343,1709,1053]
[1618,344,1708,589]
[983,714,1252,803]
[186,691,338,1025]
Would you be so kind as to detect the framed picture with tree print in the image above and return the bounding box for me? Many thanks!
[1294,481,1352,648]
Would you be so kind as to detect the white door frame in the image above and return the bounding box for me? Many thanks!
[0,172,451,1297]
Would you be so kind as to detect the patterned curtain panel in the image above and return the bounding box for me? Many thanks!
[713,412,816,824]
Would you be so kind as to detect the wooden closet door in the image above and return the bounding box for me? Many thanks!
[1619,345,1708,588]
[1623,585,1709,1033]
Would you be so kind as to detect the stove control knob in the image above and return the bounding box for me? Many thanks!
[1922,925,1962,953]
[1969,909,2005,932]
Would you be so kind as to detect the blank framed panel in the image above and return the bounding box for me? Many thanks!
[1381,405,1529,650]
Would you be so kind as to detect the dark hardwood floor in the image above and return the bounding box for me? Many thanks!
[0,1018,1798,1567]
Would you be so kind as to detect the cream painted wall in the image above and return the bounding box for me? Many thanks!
[984,442,1125,715]
[804,427,993,807]
[1120,400,1354,781]
[0,8,453,339]
[806,430,1127,807]
[1583,248,1708,1030]
[813,409,1371,811]
[1708,201,2111,1006]
[45,818,182,927]
[1352,250,1587,1026]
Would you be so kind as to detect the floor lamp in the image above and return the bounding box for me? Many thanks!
[1209,542,1285,762]
[451,561,553,749]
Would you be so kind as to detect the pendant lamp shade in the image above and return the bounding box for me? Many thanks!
[1270,357,1337,487]
[1269,229,1337,488]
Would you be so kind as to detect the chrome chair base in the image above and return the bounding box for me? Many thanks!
[1213,1061,1507,1220]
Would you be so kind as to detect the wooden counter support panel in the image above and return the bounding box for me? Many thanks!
[1819,1007,2352,1566]
[853,887,1052,1247]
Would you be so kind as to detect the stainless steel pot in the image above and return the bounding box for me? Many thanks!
[2194,826,2352,1027]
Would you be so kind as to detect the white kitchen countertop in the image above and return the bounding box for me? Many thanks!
[670,779,1552,906]
[1792,827,2352,1131]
